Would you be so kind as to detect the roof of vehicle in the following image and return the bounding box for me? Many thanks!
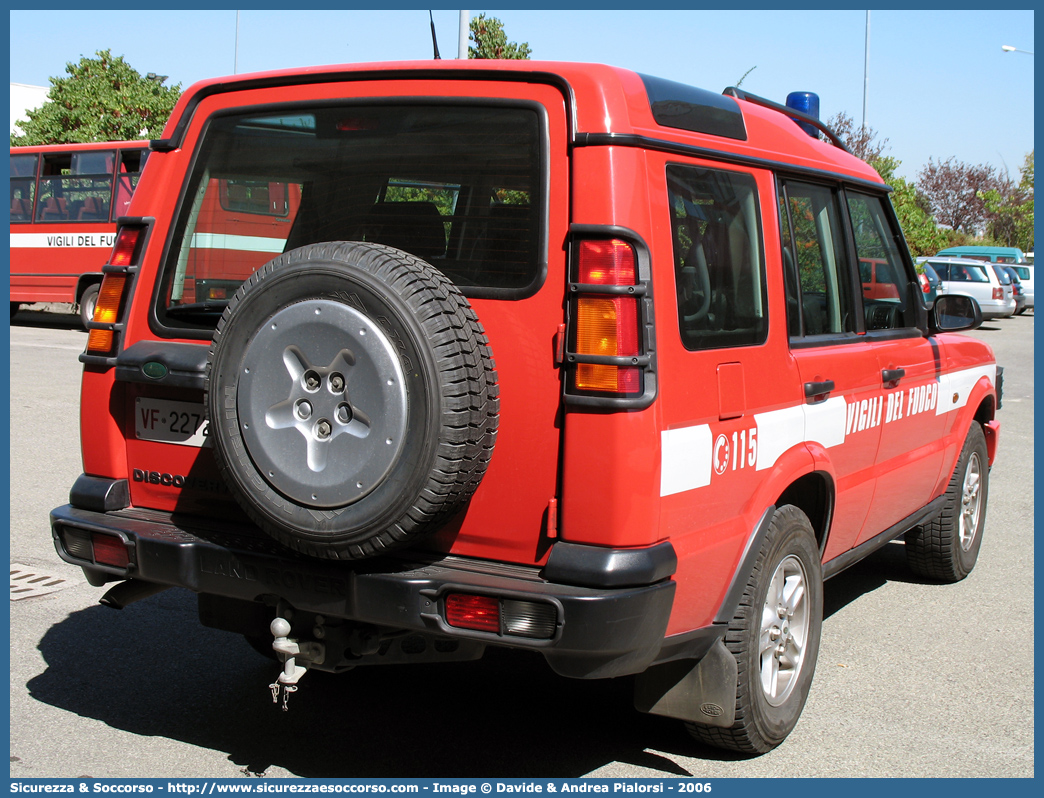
[920,256,994,268]
[156,59,883,188]
[937,245,1025,261]
[10,140,149,154]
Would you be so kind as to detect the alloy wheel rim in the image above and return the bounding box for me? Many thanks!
[959,452,983,551]
[759,553,809,707]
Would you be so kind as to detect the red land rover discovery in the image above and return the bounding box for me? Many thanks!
[51,60,1000,754]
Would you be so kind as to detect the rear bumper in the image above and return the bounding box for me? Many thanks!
[50,503,676,679]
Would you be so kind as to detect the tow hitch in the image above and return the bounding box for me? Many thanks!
[266,608,326,711]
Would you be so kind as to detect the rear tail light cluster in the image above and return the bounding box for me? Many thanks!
[444,592,557,639]
[85,224,147,358]
[565,234,656,408]
[59,527,131,570]
[992,287,1004,301]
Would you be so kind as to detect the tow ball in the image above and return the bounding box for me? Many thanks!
[267,614,326,711]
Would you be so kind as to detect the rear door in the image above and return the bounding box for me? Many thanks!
[125,79,572,566]
[778,178,883,559]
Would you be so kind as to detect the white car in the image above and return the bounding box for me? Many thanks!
[919,257,1016,320]
[1011,264,1034,312]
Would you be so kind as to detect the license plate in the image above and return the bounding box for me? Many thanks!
[135,397,211,447]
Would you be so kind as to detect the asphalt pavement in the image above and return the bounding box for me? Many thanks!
[8,305,1034,779]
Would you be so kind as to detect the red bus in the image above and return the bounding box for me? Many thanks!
[174,176,302,306]
[9,140,149,326]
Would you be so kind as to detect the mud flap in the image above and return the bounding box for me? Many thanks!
[633,638,737,728]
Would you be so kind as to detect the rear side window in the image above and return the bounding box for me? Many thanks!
[35,150,115,224]
[938,263,990,283]
[9,154,37,223]
[667,164,767,350]
[778,180,856,338]
[157,104,544,330]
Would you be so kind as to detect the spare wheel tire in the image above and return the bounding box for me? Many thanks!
[205,241,499,560]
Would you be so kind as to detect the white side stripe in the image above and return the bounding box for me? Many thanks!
[936,364,997,415]
[660,425,712,496]
[659,365,994,497]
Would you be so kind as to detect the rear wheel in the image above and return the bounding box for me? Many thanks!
[79,284,100,329]
[687,505,823,754]
[905,422,988,582]
[206,241,499,560]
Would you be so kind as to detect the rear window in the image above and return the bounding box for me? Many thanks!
[157,103,544,330]
[933,262,990,283]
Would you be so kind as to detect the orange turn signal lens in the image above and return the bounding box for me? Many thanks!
[86,274,127,354]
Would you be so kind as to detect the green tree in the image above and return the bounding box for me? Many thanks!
[979,151,1034,252]
[873,156,947,256]
[11,49,181,146]
[469,14,531,59]
[827,112,945,256]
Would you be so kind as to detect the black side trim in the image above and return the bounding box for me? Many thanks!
[69,475,130,513]
[640,74,747,141]
[115,340,209,390]
[996,365,1004,409]
[574,133,891,195]
[542,540,677,589]
[713,506,775,624]
[822,495,946,579]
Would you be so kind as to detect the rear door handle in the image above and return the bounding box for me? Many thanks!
[882,368,906,388]
[804,380,835,404]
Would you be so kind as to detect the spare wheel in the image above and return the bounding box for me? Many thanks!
[205,241,499,560]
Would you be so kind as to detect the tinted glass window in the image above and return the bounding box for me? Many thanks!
[846,192,911,330]
[158,104,544,329]
[9,154,37,222]
[667,164,766,350]
[778,180,855,337]
[35,151,114,223]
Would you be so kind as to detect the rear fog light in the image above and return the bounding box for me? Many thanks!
[444,593,557,639]
[91,533,129,568]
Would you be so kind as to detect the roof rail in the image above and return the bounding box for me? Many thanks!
[722,87,851,154]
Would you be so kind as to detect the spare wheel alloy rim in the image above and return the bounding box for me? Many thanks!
[236,298,409,508]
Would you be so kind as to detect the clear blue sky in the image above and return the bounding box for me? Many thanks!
[9,7,1035,182]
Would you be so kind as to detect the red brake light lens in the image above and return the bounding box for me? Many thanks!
[445,593,500,633]
[109,226,142,267]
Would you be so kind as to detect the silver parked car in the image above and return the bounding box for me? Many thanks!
[1010,264,1034,312]
[918,257,1016,320]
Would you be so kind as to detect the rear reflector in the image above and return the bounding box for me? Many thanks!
[91,533,129,568]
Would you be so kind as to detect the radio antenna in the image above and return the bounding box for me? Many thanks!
[429,11,441,59]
